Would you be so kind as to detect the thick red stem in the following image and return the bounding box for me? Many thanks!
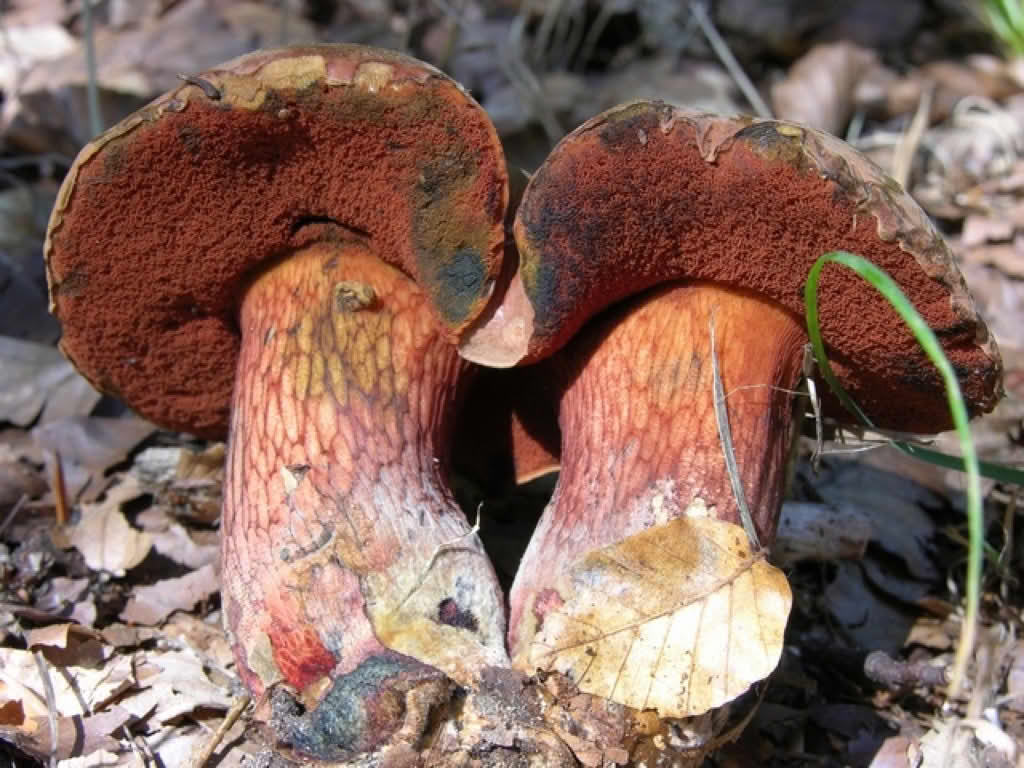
[509,282,806,661]
[221,240,506,755]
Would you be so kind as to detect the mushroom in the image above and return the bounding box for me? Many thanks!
[45,45,512,758]
[461,102,1003,712]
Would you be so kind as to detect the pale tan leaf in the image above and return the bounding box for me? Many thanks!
[0,647,134,720]
[0,336,100,427]
[26,623,104,667]
[5,706,132,762]
[149,523,218,569]
[119,564,219,625]
[771,42,878,135]
[58,477,152,576]
[523,514,791,718]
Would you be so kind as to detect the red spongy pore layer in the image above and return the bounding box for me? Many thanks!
[48,49,506,437]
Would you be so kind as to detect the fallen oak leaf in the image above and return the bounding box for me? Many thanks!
[26,623,105,668]
[0,647,135,720]
[119,564,218,625]
[0,705,133,762]
[522,510,791,718]
[54,476,152,576]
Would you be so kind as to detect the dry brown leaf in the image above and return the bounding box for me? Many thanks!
[824,562,917,655]
[913,721,984,768]
[117,649,231,723]
[163,614,236,671]
[33,417,157,502]
[774,501,872,567]
[0,647,135,721]
[150,523,218,569]
[771,42,878,135]
[906,616,954,651]
[57,750,123,767]
[26,623,104,668]
[0,336,100,428]
[522,512,791,718]
[56,476,152,575]
[868,736,913,768]
[962,241,1024,279]
[1,705,132,762]
[961,213,1015,248]
[119,564,219,625]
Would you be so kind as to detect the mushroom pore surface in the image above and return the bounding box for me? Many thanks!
[46,45,506,438]
[464,101,1002,433]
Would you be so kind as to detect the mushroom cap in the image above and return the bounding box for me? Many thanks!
[462,101,1002,433]
[45,44,509,438]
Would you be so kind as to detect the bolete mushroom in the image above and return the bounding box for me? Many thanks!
[45,45,512,758]
[462,102,1003,715]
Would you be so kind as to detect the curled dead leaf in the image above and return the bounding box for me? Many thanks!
[771,42,878,135]
[55,476,152,575]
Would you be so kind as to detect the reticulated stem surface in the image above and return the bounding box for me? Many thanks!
[510,282,806,660]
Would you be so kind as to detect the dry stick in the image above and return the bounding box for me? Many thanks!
[863,650,948,689]
[709,315,761,551]
[574,1,612,71]
[531,0,565,68]
[81,0,102,137]
[555,4,585,71]
[998,491,1017,600]
[891,81,933,190]
[432,0,564,141]
[121,726,144,768]
[33,650,59,768]
[0,493,27,537]
[50,450,69,527]
[801,344,825,471]
[689,1,773,119]
[188,694,251,768]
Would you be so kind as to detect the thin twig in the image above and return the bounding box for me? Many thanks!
[574,1,613,71]
[0,493,28,537]
[689,1,772,118]
[999,491,1017,600]
[891,81,933,190]
[279,0,290,45]
[121,723,149,768]
[709,314,760,550]
[188,694,250,768]
[431,0,564,141]
[33,650,59,768]
[81,0,103,137]
[50,450,69,527]
[531,0,564,68]
[801,344,824,471]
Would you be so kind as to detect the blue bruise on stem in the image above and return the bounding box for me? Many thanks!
[273,654,432,759]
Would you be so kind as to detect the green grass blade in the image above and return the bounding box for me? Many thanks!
[896,442,1024,486]
[804,250,982,698]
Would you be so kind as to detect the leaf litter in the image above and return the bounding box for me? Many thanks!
[1,1,1024,766]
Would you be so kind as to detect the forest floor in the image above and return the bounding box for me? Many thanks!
[0,1,1022,766]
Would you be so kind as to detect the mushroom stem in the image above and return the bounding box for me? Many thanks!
[222,240,507,756]
[508,281,806,661]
